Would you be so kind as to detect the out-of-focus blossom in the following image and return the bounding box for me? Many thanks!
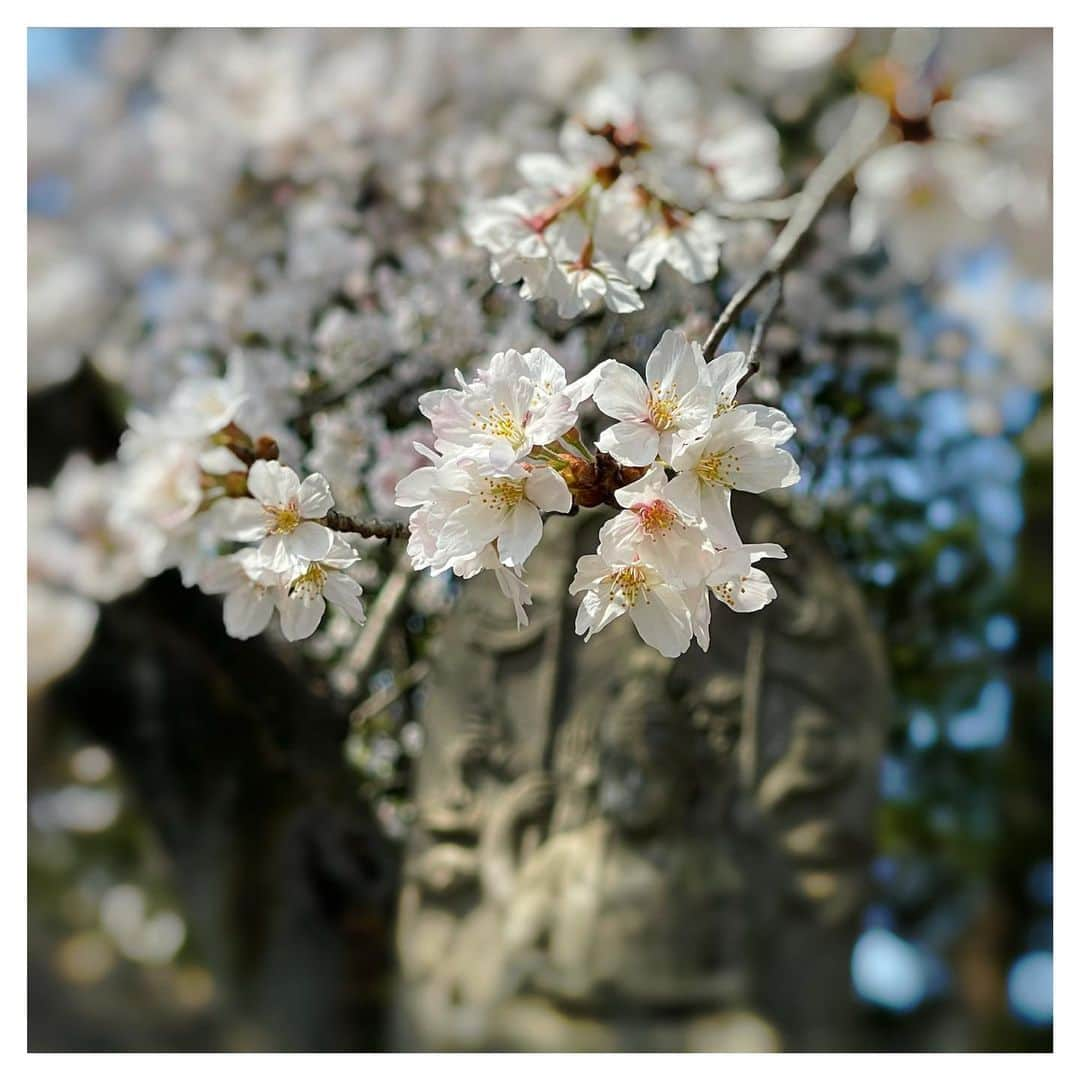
[28,583,99,694]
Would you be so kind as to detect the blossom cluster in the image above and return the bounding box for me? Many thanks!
[396,329,798,658]
[112,371,367,643]
[465,72,782,317]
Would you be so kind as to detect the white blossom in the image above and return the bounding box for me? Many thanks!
[594,330,714,466]
[685,541,787,651]
[275,536,366,642]
[417,348,580,469]
[218,460,337,573]
[198,551,282,640]
[598,465,714,587]
[667,406,800,541]
[627,208,726,287]
[569,549,694,659]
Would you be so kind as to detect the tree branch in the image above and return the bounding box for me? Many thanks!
[736,277,784,394]
[702,97,888,361]
[322,510,409,541]
[345,549,415,686]
[711,195,798,221]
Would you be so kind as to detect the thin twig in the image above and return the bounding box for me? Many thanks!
[702,97,888,361]
[711,195,798,222]
[322,510,409,541]
[346,548,415,686]
[350,660,430,727]
[735,277,784,394]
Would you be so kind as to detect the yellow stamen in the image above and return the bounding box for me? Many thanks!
[648,381,680,430]
[480,478,526,512]
[607,563,650,607]
[635,500,677,537]
[290,562,327,599]
[269,503,302,534]
[695,450,739,488]
[474,404,526,448]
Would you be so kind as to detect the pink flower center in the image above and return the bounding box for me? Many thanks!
[634,499,677,537]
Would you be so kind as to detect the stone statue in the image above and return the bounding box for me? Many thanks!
[394,494,889,1051]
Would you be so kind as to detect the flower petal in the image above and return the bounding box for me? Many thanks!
[223,586,275,640]
[217,498,270,542]
[497,502,543,568]
[323,572,366,624]
[593,363,650,422]
[628,585,693,658]
[247,459,300,508]
[298,472,335,517]
[524,467,572,514]
[286,522,336,562]
[278,592,326,641]
[596,421,660,467]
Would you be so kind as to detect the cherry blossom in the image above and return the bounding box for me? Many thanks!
[598,465,713,587]
[569,549,694,659]
[418,349,580,469]
[275,536,366,642]
[667,406,800,541]
[218,460,337,572]
[198,551,283,641]
[594,330,714,466]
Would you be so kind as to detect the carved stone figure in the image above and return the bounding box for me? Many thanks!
[394,494,889,1051]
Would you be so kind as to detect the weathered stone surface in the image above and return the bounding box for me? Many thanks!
[395,495,890,1051]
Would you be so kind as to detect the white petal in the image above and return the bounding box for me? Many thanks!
[646,329,703,396]
[613,463,667,508]
[438,501,506,561]
[524,467,572,514]
[218,498,270,542]
[395,467,437,507]
[706,351,750,406]
[574,588,625,641]
[199,556,247,596]
[223,586,275,640]
[569,554,607,595]
[497,502,543,568]
[259,534,300,575]
[298,472,335,517]
[628,585,693,658]
[729,403,796,444]
[731,443,800,493]
[699,485,739,547]
[593,363,650,422]
[726,567,778,613]
[323,572,366,624]
[277,591,326,641]
[598,511,642,565]
[686,584,712,652]
[596,421,660,467]
[601,273,645,314]
[664,472,702,521]
[564,359,615,408]
[286,522,336,562]
[247,460,300,508]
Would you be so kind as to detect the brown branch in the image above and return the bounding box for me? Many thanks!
[735,277,784,395]
[322,510,409,541]
[702,97,888,361]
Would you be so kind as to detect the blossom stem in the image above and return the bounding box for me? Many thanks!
[702,96,887,361]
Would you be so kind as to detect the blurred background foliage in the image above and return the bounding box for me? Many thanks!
[27,27,1051,1050]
